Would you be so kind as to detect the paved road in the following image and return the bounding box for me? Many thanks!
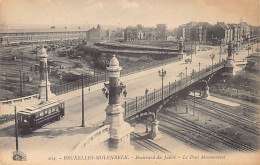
[0,43,257,155]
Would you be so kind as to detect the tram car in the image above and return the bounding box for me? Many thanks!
[17,100,65,133]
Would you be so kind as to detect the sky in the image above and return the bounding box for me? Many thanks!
[0,0,259,29]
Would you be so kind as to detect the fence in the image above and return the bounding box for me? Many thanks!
[51,55,181,95]
[122,61,225,119]
[0,94,39,106]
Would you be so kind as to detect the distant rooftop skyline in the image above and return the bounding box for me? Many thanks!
[0,0,259,29]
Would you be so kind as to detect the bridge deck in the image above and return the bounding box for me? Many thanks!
[123,61,225,119]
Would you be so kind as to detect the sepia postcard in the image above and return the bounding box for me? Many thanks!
[0,0,259,165]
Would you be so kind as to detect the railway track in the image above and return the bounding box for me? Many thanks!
[131,132,170,153]
[159,111,256,152]
[193,96,260,123]
[194,95,260,123]
[185,97,259,135]
[210,93,260,114]
[158,119,221,152]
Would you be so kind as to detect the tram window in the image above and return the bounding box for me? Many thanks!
[44,110,48,115]
[48,109,51,114]
[55,107,57,112]
[40,112,44,117]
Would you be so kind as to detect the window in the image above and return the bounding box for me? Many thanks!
[40,112,44,117]
[45,110,48,115]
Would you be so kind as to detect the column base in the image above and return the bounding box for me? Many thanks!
[148,120,160,140]
[39,82,55,100]
[201,86,210,99]
[104,104,134,151]
[108,133,134,152]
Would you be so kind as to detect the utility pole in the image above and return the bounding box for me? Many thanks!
[81,73,85,127]
[45,64,48,101]
[20,70,22,96]
[185,67,188,86]
[219,43,222,62]
[193,90,195,116]
[14,106,19,152]
[191,44,193,62]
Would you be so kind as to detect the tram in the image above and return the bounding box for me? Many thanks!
[17,100,65,133]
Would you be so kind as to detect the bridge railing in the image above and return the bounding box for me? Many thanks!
[0,94,39,107]
[123,61,225,118]
[50,56,181,95]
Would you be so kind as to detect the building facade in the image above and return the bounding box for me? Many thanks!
[124,24,167,41]
[175,21,251,45]
[86,24,106,42]
[0,30,86,45]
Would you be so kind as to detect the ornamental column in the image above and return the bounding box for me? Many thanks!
[179,36,186,60]
[103,55,133,151]
[38,47,55,100]
[222,41,234,76]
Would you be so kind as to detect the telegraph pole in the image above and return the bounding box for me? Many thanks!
[45,64,48,101]
[14,106,19,152]
[81,73,85,127]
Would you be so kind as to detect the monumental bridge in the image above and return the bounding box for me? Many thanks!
[0,38,259,152]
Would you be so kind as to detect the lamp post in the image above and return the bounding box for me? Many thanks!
[145,88,149,105]
[158,69,166,105]
[81,73,85,127]
[210,54,215,73]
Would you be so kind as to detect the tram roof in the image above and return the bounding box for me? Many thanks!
[18,100,63,115]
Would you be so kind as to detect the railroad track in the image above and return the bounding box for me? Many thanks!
[159,111,256,152]
[188,96,260,124]
[131,132,170,153]
[183,100,259,136]
[196,96,260,123]
[210,93,260,114]
[192,95,260,123]
[158,119,221,152]
[185,97,259,135]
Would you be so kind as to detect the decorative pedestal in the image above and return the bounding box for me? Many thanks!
[148,120,160,140]
[201,86,210,98]
[222,41,234,76]
[104,104,133,151]
[39,81,55,100]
